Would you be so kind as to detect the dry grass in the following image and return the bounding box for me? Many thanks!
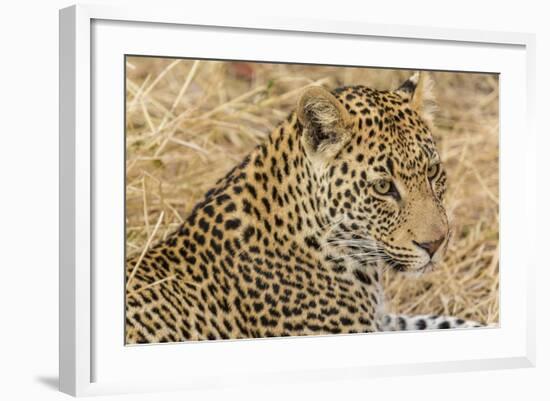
[125,57,499,325]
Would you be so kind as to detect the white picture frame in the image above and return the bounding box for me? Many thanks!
[59,3,536,397]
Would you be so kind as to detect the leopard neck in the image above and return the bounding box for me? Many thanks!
[240,113,328,241]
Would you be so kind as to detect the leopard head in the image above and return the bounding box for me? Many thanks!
[297,72,448,273]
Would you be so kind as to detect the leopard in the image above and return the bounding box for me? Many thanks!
[125,72,489,344]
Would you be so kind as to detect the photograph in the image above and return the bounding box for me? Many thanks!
[124,57,499,344]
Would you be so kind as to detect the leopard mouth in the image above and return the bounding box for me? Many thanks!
[390,262,408,272]
[390,260,436,274]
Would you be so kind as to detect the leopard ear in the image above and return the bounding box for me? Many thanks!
[395,72,437,125]
[297,86,351,161]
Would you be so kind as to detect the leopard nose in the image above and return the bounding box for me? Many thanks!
[413,237,445,258]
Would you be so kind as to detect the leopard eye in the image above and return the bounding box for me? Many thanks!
[373,179,401,200]
[427,163,440,180]
[373,179,392,195]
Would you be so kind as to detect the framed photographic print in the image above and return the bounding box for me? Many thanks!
[59,4,536,397]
